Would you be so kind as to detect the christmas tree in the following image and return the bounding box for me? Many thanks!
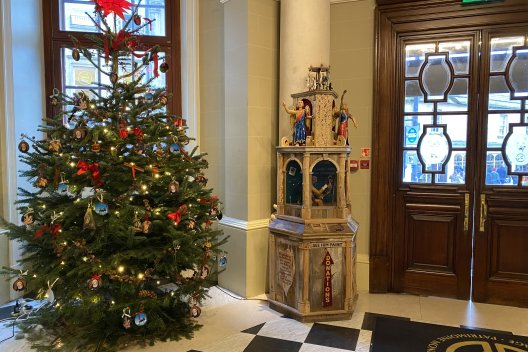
[1,1,224,350]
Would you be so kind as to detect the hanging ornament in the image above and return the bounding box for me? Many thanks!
[124,162,144,180]
[110,73,118,84]
[159,93,168,105]
[12,276,27,292]
[134,306,147,326]
[190,304,201,318]
[18,140,30,153]
[132,212,142,232]
[94,191,109,216]
[21,208,34,225]
[168,179,179,195]
[122,308,132,329]
[72,48,80,61]
[135,141,145,155]
[200,265,210,280]
[187,219,196,230]
[169,142,180,154]
[216,211,223,221]
[83,202,96,230]
[88,274,102,290]
[48,139,62,153]
[160,62,169,73]
[155,143,164,157]
[49,88,60,106]
[118,119,128,139]
[36,164,49,188]
[133,14,141,25]
[57,173,69,194]
[144,92,154,104]
[142,215,152,234]
[143,199,152,212]
[92,142,101,153]
[73,127,87,141]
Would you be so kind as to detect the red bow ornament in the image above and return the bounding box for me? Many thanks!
[77,160,103,186]
[167,205,188,225]
[35,224,62,238]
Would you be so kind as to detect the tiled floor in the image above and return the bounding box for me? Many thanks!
[1,288,528,351]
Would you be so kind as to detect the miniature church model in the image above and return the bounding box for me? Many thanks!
[269,66,359,322]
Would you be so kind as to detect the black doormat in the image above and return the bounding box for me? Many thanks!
[371,317,528,352]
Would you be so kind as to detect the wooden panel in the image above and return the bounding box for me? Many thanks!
[491,220,528,279]
[406,213,455,271]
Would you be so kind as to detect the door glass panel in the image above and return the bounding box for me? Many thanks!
[436,151,466,184]
[438,78,468,112]
[403,115,433,147]
[504,125,528,170]
[422,54,452,101]
[438,115,467,148]
[489,76,522,110]
[406,43,436,77]
[419,126,450,171]
[508,48,528,98]
[487,113,520,148]
[490,36,525,73]
[402,150,430,183]
[405,81,434,112]
[439,41,470,74]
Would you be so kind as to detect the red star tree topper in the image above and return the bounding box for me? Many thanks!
[93,0,133,20]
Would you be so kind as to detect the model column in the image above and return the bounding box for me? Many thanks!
[279,0,330,142]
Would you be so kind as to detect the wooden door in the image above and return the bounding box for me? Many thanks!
[393,33,478,299]
[372,0,528,308]
[472,29,528,306]
[392,28,528,305]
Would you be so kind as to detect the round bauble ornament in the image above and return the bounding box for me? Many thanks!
[94,202,109,216]
[12,277,27,292]
[21,211,34,225]
[72,48,80,61]
[110,73,118,84]
[134,312,147,326]
[168,180,179,195]
[144,92,154,104]
[18,140,30,153]
[36,176,49,188]
[73,127,86,141]
[190,305,201,318]
[133,14,141,25]
[160,62,169,73]
[91,142,101,153]
[50,96,59,106]
[88,274,102,290]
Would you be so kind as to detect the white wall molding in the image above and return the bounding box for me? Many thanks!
[219,216,270,231]
[180,0,200,150]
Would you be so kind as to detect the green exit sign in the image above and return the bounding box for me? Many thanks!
[462,0,503,4]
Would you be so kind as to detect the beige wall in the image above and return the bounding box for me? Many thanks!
[330,0,375,290]
[200,0,225,203]
[199,0,374,294]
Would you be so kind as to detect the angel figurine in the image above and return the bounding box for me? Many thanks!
[282,100,311,146]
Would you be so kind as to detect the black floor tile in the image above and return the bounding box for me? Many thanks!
[361,312,410,331]
[304,323,360,351]
[460,325,513,335]
[243,335,302,352]
[242,323,265,335]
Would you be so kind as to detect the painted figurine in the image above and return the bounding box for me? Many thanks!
[282,100,310,146]
[333,90,358,145]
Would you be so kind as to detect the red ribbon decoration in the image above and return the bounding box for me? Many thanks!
[104,36,110,64]
[119,128,128,139]
[35,224,62,238]
[153,51,159,78]
[133,127,144,138]
[167,205,187,225]
[144,17,153,31]
[76,161,102,186]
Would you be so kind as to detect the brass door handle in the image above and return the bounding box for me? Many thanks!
[464,193,469,231]
[479,194,487,232]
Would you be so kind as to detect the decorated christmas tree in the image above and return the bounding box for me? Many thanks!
[1,1,224,350]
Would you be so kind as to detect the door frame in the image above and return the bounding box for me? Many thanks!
[370,0,528,293]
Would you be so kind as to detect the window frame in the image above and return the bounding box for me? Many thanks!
[42,0,181,119]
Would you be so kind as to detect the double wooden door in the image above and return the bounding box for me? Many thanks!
[392,27,528,306]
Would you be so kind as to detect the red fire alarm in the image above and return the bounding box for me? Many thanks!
[360,160,370,169]
[350,160,359,172]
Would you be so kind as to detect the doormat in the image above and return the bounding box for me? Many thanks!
[371,317,528,352]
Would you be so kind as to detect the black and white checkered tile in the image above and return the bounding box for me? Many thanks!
[188,312,409,352]
[188,311,520,352]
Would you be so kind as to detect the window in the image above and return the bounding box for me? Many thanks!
[42,0,181,118]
